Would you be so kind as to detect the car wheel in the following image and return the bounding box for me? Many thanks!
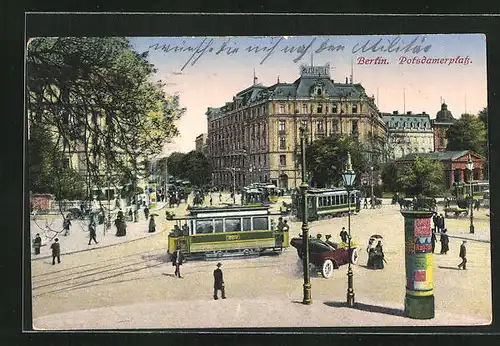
[351,248,359,265]
[321,259,334,279]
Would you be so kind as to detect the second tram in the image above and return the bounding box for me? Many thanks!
[294,187,361,221]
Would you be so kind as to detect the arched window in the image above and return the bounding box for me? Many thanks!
[317,88,322,96]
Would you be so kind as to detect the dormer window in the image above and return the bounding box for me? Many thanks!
[317,88,322,96]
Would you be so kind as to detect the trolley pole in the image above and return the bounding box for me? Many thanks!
[299,127,312,305]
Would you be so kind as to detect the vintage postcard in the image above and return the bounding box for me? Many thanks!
[27,33,491,329]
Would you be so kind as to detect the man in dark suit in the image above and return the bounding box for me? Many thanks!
[33,233,42,255]
[50,238,61,265]
[339,227,348,243]
[88,220,99,245]
[431,230,436,253]
[458,241,467,270]
[213,262,226,300]
[432,213,438,233]
[172,246,184,278]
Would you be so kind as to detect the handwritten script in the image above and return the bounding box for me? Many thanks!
[147,35,433,71]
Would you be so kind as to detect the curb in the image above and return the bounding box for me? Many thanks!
[447,234,490,243]
[31,227,168,260]
[31,202,171,260]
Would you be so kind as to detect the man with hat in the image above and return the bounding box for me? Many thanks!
[213,262,226,300]
[50,238,61,265]
[33,233,42,255]
[171,245,184,278]
[458,240,467,270]
[339,227,348,243]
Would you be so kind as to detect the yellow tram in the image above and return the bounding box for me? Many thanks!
[167,205,289,259]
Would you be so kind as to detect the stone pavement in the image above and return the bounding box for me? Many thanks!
[30,202,174,259]
[29,191,251,260]
[33,296,490,330]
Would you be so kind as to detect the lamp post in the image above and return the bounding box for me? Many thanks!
[370,166,374,209]
[342,151,357,307]
[299,126,312,305]
[466,153,474,234]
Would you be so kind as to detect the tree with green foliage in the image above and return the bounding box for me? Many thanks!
[479,107,488,126]
[446,113,487,156]
[27,37,184,200]
[381,160,400,192]
[166,152,187,179]
[182,151,212,187]
[397,156,444,196]
[304,134,368,187]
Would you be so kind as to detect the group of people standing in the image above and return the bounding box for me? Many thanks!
[431,212,468,269]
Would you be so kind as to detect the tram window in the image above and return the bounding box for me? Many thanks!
[214,219,223,233]
[253,217,269,230]
[225,218,241,232]
[318,198,323,207]
[196,220,214,234]
[242,217,252,231]
[335,196,339,205]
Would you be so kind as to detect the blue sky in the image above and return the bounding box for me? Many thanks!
[129,34,487,154]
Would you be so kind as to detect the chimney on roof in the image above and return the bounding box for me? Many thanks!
[393,111,398,115]
[407,111,412,115]
[345,77,348,84]
[422,111,426,115]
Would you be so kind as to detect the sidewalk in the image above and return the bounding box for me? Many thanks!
[30,202,174,260]
[33,297,490,330]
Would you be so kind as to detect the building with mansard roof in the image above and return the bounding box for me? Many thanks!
[206,64,388,190]
[382,111,434,159]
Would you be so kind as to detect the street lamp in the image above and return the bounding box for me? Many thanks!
[299,126,312,305]
[370,166,374,209]
[466,153,474,234]
[342,151,357,307]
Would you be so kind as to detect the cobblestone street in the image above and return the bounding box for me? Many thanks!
[31,195,492,329]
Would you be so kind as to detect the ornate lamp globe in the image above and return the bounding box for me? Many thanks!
[342,152,357,188]
[466,153,474,172]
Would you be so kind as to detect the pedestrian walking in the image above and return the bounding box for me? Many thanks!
[148,214,156,233]
[213,262,226,300]
[144,206,149,220]
[439,214,445,233]
[62,216,72,236]
[219,192,222,202]
[432,213,438,233]
[50,238,61,265]
[374,240,385,269]
[474,199,480,211]
[339,227,348,243]
[363,197,368,209]
[440,229,449,254]
[171,246,184,278]
[431,230,436,253]
[210,194,213,206]
[458,240,467,270]
[33,233,42,255]
[88,220,99,245]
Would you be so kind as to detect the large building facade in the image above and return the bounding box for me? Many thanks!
[382,111,434,159]
[206,64,388,190]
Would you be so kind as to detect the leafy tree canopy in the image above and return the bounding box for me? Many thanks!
[397,156,444,196]
[446,113,487,156]
[304,135,369,187]
[27,37,185,197]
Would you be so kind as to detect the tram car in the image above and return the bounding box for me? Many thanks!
[167,205,289,259]
[295,187,361,221]
[241,187,266,206]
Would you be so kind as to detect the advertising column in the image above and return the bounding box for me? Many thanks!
[147,183,157,209]
[401,210,435,319]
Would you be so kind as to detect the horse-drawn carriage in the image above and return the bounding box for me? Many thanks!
[397,196,437,211]
[444,198,470,218]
